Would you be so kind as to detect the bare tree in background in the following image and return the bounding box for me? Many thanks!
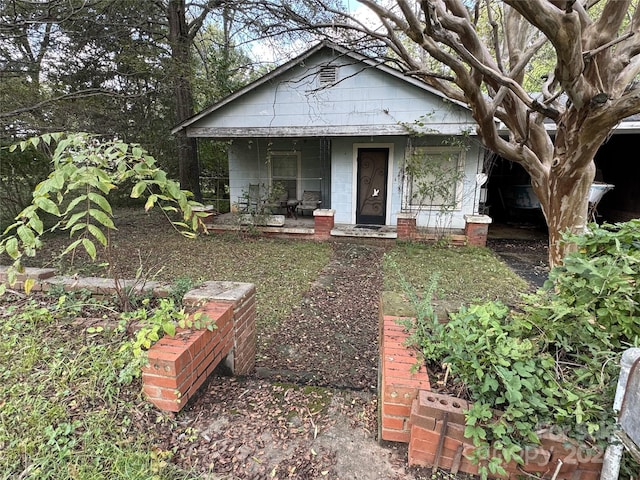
[258,0,640,266]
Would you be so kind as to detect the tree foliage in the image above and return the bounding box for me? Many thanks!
[0,132,208,294]
[0,0,265,207]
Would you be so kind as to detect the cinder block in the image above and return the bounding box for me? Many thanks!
[415,390,468,425]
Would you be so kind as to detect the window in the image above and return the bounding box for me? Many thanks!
[269,151,300,199]
[403,146,465,210]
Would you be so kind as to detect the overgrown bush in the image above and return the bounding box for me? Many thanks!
[0,132,208,300]
[404,220,640,479]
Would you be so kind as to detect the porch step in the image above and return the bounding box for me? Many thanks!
[331,224,398,239]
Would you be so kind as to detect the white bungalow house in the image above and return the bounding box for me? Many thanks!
[172,41,492,242]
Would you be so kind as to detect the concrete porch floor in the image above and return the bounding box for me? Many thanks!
[207,212,549,243]
[208,213,401,239]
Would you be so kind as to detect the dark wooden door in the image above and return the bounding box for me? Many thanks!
[356,148,388,225]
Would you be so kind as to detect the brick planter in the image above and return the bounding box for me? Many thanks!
[379,299,604,479]
[142,281,256,413]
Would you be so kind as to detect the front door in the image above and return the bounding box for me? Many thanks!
[356,148,388,225]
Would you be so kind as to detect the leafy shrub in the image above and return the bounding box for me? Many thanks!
[0,132,208,296]
[405,220,640,479]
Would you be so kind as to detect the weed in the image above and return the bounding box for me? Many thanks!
[169,276,198,306]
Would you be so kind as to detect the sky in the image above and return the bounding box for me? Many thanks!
[247,1,382,65]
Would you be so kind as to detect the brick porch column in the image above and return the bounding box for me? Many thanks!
[313,209,335,240]
[396,212,417,241]
[464,214,492,247]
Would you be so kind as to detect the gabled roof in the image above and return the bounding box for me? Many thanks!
[171,41,471,135]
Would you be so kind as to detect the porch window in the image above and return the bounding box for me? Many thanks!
[269,151,301,199]
[403,146,465,210]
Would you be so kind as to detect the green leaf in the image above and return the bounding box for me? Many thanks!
[82,238,97,259]
[27,215,44,235]
[65,210,88,230]
[5,237,20,259]
[87,192,113,215]
[144,194,157,212]
[24,278,35,295]
[16,225,36,246]
[87,224,107,247]
[130,181,147,199]
[46,173,65,192]
[34,197,60,216]
[62,239,83,256]
[163,322,176,337]
[88,209,115,229]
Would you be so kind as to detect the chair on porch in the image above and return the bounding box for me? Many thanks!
[237,184,262,213]
[264,190,289,215]
[296,190,322,216]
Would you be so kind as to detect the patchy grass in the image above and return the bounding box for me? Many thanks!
[384,242,527,307]
[21,208,333,331]
[0,292,196,480]
[2,207,535,479]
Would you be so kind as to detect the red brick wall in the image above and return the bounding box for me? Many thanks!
[228,287,257,375]
[142,281,257,413]
[142,302,234,412]
[380,315,431,443]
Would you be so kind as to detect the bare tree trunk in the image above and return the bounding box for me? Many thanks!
[167,0,202,201]
[535,158,596,268]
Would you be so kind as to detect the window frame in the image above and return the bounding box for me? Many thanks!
[268,151,301,200]
[402,146,465,211]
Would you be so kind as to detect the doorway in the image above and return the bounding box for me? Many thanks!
[356,148,388,225]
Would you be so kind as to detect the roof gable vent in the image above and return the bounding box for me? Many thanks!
[319,66,337,87]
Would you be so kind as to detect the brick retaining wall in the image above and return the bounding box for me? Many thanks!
[379,314,431,443]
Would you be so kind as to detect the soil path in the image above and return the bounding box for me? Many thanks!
[160,242,432,480]
[159,238,543,479]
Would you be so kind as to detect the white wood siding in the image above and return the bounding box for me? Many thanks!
[188,50,476,138]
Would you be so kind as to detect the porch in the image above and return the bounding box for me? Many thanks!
[205,212,398,239]
[202,210,480,245]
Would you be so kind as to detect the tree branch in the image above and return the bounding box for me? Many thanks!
[0,89,144,119]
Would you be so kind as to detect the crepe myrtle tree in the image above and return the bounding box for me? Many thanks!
[258,0,640,267]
